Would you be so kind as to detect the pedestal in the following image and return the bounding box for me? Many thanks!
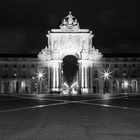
[81,88,89,95]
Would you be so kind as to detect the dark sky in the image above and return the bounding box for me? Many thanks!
[0,0,140,54]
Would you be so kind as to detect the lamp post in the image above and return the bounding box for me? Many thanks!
[31,76,35,93]
[122,73,128,93]
[122,73,129,93]
[14,73,17,93]
[101,69,112,94]
[36,71,45,94]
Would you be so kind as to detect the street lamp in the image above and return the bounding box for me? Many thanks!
[101,69,112,94]
[14,73,17,93]
[14,73,17,77]
[101,69,112,80]
[122,73,129,93]
[32,76,35,80]
[122,80,129,93]
[36,70,45,94]
[36,71,44,81]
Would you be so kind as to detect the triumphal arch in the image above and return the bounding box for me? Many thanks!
[38,12,103,94]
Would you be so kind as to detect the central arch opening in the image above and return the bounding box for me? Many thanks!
[62,55,78,86]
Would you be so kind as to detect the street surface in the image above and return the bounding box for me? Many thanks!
[1,93,140,140]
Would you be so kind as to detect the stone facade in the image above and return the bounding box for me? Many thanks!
[0,12,139,94]
[0,55,140,94]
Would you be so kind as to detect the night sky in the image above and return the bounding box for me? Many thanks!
[0,0,140,54]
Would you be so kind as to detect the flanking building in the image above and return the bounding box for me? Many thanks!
[0,12,139,94]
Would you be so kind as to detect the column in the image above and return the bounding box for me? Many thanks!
[1,81,4,93]
[88,67,90,89]
[83,67,85,88]
[59,63,62,89]
[53,67,55,89]
[28,81,31,94]
[81,66,88,94]
[99,79,103,93]
[90,67,93,93]
[85,67,87,88]
[51,60,61,92]
[78,60,90,94]
[50,67,52,89]
[47,67,50,89]
[81,67,84,88]
[136,81,138,93]
[78,62,81,89]
[18,81,21,93]
[9,81,12,93]
[56,67,59,89]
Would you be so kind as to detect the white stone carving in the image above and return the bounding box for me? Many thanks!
[37,12,103,93]
[38,12,102,62]
[51,12,89,33]
[38,47,52,61]
[59,11,80,32]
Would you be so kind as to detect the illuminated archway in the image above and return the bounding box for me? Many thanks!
[62,55,78,86]
[38,12,102,94]
[60,48,80,60]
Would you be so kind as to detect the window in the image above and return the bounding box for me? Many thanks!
[4,64,8,68]
[114,70,119,78]
[106,64,109,68]
[31,64,35,68]
[23,64,26,68]
[115,64,118,68]
[132,64,136,67]
[14,64,17,68]
[22,71,26,78]
[132,69,136,78]
[13,71,17,78]
[123,70,127,74]
[123,64,127,67]
[123,70,128,78]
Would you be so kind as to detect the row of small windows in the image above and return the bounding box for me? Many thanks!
[121,64,136,67]
[2,64,138,69]
[106,58,138,61]
[4,64,35,68]
[105,64,136,68]
[3,71,32,78]
[1,69,138,79]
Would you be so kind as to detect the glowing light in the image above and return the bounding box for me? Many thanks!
[62,89,69,95]
[125,92,128,96]
[70,82,77,88]
[104,72,109,77]
[101,69,112,80]
[72,88,78,95]
[36,70,45,81]
[102,104,109,107]
[64,82,69,88]
[123,80,129,88]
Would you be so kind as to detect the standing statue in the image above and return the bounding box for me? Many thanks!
[66,11,74,25]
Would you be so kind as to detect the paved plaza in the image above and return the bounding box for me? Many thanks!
[0,93,140,140]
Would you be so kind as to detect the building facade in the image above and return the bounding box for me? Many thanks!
[0,12,140,94]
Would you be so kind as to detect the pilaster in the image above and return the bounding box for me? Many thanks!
[51,60,62,92]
